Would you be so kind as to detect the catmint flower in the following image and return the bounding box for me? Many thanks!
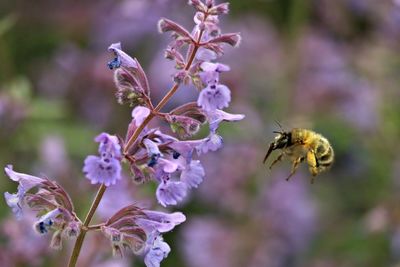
[4,188,24,219]
[197,83,231,112]
[180,160,205,188]
[108,43,150,99]
[199,62,230,85]
[197,132,223,154]
[63,220,81,238]
[34,208,62,234]
[108,42,138,70]
[136,210,186,233]
[144,235,171,267]
[96,133,122,158]
[4,165,45,191]
[83,133,122,186]
[143,139,163,167]
[207,109,245,132]
[132,106,151,126]
[4,165,46,219]
[156,180,187,207]
[101,205,148,257]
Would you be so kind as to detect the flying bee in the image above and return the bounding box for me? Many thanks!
[263,128,334,183]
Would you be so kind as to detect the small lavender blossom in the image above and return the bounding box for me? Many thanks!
[4,189,24,219]
[156,180,187,207]
[199,62,230,85]
[107,42,138,70]
[197,132,223,154]
[208,109,245,132]
[136,210,186,233]
[197,83,231,112]
[4,165,45,191]
[96,133,122,158]
[4,165,46,219]
[34,208,62,234]
[180,160,205,188]
[132,106,151,126]
[144,235,171,267]
[83,133,122,186]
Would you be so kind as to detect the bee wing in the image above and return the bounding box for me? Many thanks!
[263,143,274,163]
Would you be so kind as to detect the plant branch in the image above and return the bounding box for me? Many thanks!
[68,184,106,267]
[68,25,205,267]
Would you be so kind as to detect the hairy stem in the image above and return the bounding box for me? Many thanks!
[68,27,204,267]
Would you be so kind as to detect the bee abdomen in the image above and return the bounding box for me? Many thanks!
[316,146,334,168]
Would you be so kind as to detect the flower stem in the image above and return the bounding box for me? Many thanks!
[68,27,204,267]
[68,184,106,267]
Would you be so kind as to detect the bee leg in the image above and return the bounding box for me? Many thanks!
[307,151,318,183]
[286,156,304,181]
[269,153,284,169]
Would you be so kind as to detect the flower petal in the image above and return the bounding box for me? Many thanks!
[156,181,187,207]
[180,160,205,188]
[4,165,45,192]
[83,156,122,187]
[132,106,151,127]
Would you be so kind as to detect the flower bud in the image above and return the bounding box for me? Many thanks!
[208,2,229,15]
[188,0,207,13]
[173,70,189,84]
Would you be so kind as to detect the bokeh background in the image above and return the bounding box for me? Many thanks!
[1,0,400,266]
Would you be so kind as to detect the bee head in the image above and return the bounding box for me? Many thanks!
[263,131,291,163]
[272,131,291,149]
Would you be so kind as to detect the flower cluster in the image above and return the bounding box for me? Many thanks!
[4,166,81,250]
[3,1,243,266]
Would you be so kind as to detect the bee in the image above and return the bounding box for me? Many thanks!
[263,127,334,183]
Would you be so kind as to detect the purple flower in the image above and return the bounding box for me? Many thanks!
[4,189,24,219]
[33,208,62,234]
[207,109,245,132]
[197,83,231,112]
[132,106,151,127]
[108,42,138,70]
[143,138,163,168]
[4,165,45,191]
[83,133,122,186]
[156,180,187,207]
[144,235,171,267]
[180,160,205,188]
[96,133,122,158]
[158,158,180,173]
[136,210,186,233]
[199,62,230,85]
[4,165,45,219]
[83,156,122,186]
[197,132,223,154]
